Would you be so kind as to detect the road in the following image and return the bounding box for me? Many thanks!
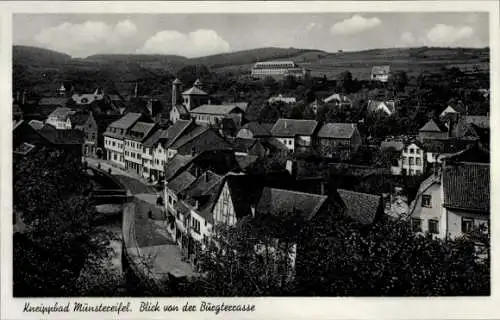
[85,157,194,280]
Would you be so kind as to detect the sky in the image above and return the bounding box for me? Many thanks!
[13,12,489,58]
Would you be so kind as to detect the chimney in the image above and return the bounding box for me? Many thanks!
[284,120,287,129]
[16,91,20,103]
[21,91,26,105]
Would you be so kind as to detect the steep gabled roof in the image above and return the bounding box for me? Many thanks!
[173,104,189,115]
[256,187,328,221]
[108,112,142,130]
[240,122,273,138]
[164,119,193,148]
[38,126,84,145]
[125,121,156,142]
[317,123,357,139]
[442,162,489,213]
[271,118,318,137]
[48,107,75,120]
[39,97,68,107]
[167,171,197,194]
[380,140,405,152]
[143,129,169,148]
[338,189,381,225]
[191,104,244,116]
[182,87,208,96]
[419,118,448,133]
[164,154,194,182]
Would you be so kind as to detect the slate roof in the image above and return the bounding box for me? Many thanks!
[367,100,396,114]
[442,162,489,213]
[164,120,193,148]
[38,125,84,145]
[256,187,328,221]
[271,119,318,137]
[39,97,68,107]
[168,125,208,150]
[240,122,273,138]
[419,119,448,132]
[69,113,89,126]
[164,154,194,181]
[48,107,75,120]
[108,112,142,130]
[126,121,156,141]
[317,123,357,139]
[338,189,382,225]
[95,115,122,132]
[174,104,189,115]
[182,171,225,222]
[143,129,169,148]
[167,171,196,194]
[182,87,208,96]
[191,104,244,116]
[421,139,474,154]
[380,140,405,152]
[28,120,44,130]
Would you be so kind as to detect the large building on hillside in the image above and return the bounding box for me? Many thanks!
[251,61,309,80]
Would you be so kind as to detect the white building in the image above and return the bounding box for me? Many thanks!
[409,160,489,241]
[124,121,157,175]
[46,107,75,129]
[103,112,143,168]
[381,139,426,176]
[270,118,318,152]
[251,61,309,80]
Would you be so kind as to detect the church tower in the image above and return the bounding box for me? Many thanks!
[172,78,182,107]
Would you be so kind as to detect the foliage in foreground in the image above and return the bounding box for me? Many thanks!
[13,147,113,296]
[172,212,489,296]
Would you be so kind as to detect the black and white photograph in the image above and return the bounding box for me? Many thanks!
[3,1,499,318]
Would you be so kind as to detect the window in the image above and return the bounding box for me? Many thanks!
[403,157,408,165]
[422,195,432,207]
[462,218,474,233]
[409,157,415,165]
[428,219,439,234]
[192,218,201,234]
[412,218,422,232]
[416,158,421,166]
[409,148,414,154]
[112,141,116,147]
[415,170,421,175]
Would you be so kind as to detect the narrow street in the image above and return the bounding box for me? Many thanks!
[85,157,194,281]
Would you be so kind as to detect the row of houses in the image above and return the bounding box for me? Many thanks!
[162,148,385,273]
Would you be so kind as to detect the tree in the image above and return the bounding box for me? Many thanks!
[296,215,490,296]
[337,70,353,94]
[282,75,298,90]
[391,70,408,93]
[13,147,113,296]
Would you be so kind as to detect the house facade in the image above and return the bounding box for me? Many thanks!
[410,161,489,241]
[190,104,245,127]
[71,112,98,158]
[371,65,391,82]
[103,112,143,168]
[271,118,318,153]
[46,107,75,129]
[418,118,450,142]
[316,123,362,159]
[124,121,157,175]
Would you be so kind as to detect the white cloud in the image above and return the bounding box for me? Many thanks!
[400,32,416,45]
[398,24,480,47]
[426,24,474,45]
[137,29,230,58]
[330,15,381,35]
[34,20,137,57]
